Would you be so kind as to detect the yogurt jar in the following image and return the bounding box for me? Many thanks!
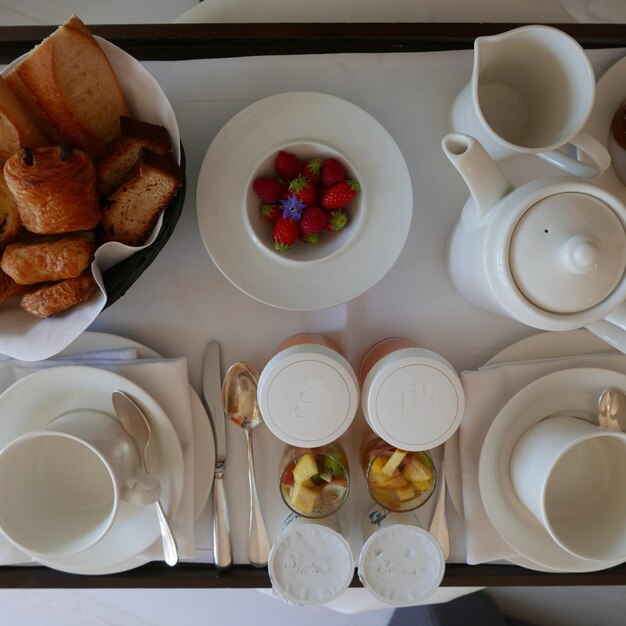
[268,513,355,606]
[359,338,465,451]
[358,505,445,606]
[258,334,359,447]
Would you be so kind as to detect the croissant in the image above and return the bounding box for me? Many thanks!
[3,145,101,235]
[20,272,96,318]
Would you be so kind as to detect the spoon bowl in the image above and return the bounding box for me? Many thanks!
[598,387,626,432]
[222,362,271,567]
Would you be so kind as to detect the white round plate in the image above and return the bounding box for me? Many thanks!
[583,55,626,200]
[61,331,215,522]
[479,367,626,572]
[0,366,184,575]
[196,91,412,311]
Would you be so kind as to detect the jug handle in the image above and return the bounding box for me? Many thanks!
[586,303,626,353]
[538,131,611,180]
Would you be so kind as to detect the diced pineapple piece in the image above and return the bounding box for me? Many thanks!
[412,479,433,494]
[382,449,408,477]
[292,453,319,484]
[378,474,410,489]
[369,456,390,485]
[401,456,434,482]
[290,482,321,514]
[396,484,415,501]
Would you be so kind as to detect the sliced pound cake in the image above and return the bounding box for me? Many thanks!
[102,148,182,247]
[96,116,173,197]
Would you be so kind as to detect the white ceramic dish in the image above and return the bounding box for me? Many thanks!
[196,91,412,311]
[0,37,181,362]
[0,366,184,575]
[60,331,215,522]
[583,55,626,201]
[479,367,625,572]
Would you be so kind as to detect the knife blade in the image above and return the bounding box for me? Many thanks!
[202,340,232,569]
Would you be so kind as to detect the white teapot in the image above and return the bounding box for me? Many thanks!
[443,132,626,352]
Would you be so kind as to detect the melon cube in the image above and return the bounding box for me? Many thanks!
[290,482,321,514]
[401,456,433,482]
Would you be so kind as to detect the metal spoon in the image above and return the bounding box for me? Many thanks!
[428,461,449,560]
[111,390,179,566]
[598,387,626,432]
[222,362,270,568]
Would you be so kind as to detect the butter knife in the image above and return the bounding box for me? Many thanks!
[202,341,233,569]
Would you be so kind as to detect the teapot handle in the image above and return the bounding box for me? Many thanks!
[586,303,626,353]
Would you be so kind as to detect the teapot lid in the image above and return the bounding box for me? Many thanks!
[509,192,626,313]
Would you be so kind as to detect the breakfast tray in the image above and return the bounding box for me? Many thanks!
[0,21,625,590]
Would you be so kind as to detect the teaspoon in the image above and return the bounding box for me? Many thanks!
[222,362,271,568]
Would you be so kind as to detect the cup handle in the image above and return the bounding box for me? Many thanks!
[121,468,161,506]
[586,301,626,353]
[538,131,611,179]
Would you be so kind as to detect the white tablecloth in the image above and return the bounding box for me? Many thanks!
[4,42,625,606]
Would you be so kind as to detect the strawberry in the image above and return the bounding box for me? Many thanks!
[253,177,283,203]
[326,209,348,232]
[302,157,323,184]
[261,203,281,224]
[274,150,302,180]
[289,176,317,206]
[300,207,328,243]
[272,217,299,252]
[321,157,347,186]
[321,180,360,210]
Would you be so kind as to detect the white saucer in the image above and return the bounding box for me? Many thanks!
[583,55,626,200]
[0,366,184,575]
[479,366,626,572]
[196,91,412,310]
[62,331,215,521]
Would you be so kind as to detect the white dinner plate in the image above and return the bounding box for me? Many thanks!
[479,367,626,572]
[0,366,184,575]
[196,91,412,311]
[61,331,215,522]
[583,54,626,201]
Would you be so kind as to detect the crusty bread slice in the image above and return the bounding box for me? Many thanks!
[103,148,182,247]
[7,15,129,158]
[0,76,49,153]
[97,116,173,196]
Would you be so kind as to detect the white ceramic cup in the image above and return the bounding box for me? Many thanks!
[450,25,610,178]
[510,415,626,561]
[0,409,161,558]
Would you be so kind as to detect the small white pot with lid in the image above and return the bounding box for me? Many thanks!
[444,132,626,352]
[258,334,359,447]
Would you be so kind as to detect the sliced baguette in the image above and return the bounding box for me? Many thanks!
[7,15,129,158]
[0,76,49,153]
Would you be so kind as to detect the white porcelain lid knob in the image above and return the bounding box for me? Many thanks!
[509,192,626,314]
[561,235,600,275]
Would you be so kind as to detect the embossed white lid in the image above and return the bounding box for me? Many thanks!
[361,348,465,451]
[358,524,445,606]
[258,343,359,446]
[268,524,355,605]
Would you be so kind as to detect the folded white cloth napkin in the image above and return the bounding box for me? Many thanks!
[0,350,195,567]
[459,349,626,565]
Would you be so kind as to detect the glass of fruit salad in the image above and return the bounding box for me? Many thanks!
[360,434,436,512]
[279,442,350,518]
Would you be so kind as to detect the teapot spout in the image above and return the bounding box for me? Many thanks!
[442,133,513,226]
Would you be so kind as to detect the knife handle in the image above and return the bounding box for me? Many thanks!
[213,467,233,570]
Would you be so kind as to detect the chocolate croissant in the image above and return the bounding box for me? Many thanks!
[3,145,101,235]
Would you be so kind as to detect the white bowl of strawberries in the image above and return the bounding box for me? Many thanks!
[248,143,364,263]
